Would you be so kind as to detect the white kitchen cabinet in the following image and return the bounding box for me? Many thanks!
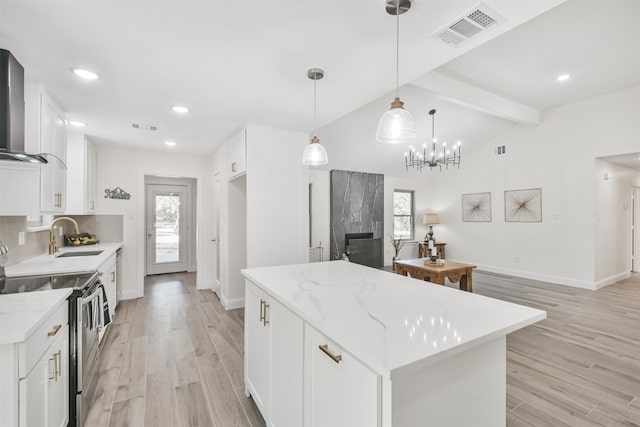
[244,280,303,426]
[19,327,69,427]
[245,282,270,415]
[304,324,380,427]
[65,132,97,214]
[227,128,246,180]
[0,160,40,215]
[0,292,70,427]
[40,91,67,213]
[99,253,118,320]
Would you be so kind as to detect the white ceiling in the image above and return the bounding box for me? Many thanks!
[1,0,638,172]
[0,0,563,156]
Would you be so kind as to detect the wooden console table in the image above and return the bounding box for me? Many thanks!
[395,259,476,292]
[418,242,446,259]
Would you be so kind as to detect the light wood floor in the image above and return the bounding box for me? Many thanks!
[86,270,640,427]
[85,272,265,427]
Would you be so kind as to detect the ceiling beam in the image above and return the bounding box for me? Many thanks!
[409,70,541,126]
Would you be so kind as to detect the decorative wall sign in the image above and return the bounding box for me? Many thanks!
[104,187,131,200]
[504,188,542,222]
[462,192,491,222]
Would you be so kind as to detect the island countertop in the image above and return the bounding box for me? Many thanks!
[242,261,546,378]
[5,242,122,277]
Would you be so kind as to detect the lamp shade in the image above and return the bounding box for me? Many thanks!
[376,98,416,144]
[423,213,440,225]
[302,137,328,165]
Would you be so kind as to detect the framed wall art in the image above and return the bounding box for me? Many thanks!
[461,192,492,222]
[504,188,542,222]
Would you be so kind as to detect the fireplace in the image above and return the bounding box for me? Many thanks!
[345,233,382,268]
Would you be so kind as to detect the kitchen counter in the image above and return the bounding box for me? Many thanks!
[0,288,72,345]
[243,260,546,378]
[5,242,122,277]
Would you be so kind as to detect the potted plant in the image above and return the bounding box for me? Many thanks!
[388,234,408,271]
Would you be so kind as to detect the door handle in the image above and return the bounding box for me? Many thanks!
[211,237,218,242]
[147,226,153,238]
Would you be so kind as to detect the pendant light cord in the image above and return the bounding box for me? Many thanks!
[313,75,317,136]
[396,1,400,97]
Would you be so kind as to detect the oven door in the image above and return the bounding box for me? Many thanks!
[76,282,103,426]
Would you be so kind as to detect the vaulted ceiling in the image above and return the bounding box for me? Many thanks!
[0,1,638,173]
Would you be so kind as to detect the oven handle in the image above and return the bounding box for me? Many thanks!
[77,285,103,392]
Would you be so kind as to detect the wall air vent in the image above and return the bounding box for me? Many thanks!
[434,3,505,47]
[132,123,158,131]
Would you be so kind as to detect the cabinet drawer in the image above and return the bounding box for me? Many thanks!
[18,301,68,378]
[304,324,380,427]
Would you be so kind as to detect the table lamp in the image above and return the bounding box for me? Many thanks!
[423,213,440,242]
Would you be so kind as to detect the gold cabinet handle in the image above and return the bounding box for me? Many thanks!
[54,350,61,379]
[259,299,265,323]
[263,303,270,326]
[319,344,342,364]
[48,356,56,381]
[48,324,62,337]
[111,271,115,282]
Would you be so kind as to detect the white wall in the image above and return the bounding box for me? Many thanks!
[594,160,640,286]
[245,123,309,268]
[210,124,309,309]
[316,85,640,289]
[95,145,210,300]
[309,170,330,259]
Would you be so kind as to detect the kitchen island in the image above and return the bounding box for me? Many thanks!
[242,261,546,427]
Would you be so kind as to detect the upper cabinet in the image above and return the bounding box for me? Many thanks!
[227,128,246,180]
[39,91,67,213]
[66,132,97,214]
[0,160,40,216]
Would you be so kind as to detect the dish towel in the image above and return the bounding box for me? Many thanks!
[99,284,111,327]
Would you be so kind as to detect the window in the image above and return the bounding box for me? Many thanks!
[393,190,414,239]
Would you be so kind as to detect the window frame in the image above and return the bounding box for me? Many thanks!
[393,189,414,240]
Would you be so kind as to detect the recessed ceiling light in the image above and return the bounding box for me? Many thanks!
[556,74,571,82]
[164,141,177,147]
[72,68,99,80]
[68,120,86,127]
[171,105,190,113]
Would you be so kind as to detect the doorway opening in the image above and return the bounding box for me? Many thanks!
[145,176,196,276]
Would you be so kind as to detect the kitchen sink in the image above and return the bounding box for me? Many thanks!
[56,250,103,258]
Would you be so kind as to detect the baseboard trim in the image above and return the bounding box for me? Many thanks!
[221,295,245,310]
[452,260,597,290]
[118,289,139,301]
[594,271,631,289]
[196,279,213,291]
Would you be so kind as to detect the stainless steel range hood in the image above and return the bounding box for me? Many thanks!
[0,49,47,164]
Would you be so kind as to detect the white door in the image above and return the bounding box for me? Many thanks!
[213,174,221,291]
[146,184,189,275]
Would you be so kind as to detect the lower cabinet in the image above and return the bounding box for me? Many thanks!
[19,327,69,427]
[244,280,379,427]
[245,281,303,426]
[99,254,118,319]
[304,325,380,427]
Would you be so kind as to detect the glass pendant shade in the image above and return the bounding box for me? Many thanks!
[376,97,416,144]
[302,136,328,165]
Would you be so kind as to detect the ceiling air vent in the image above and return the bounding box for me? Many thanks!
[132,123,158,131]
[434,3,505,46]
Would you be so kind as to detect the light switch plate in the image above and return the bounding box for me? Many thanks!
[18,231,26,246]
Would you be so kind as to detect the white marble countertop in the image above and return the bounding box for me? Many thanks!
[5,242,122,277]
[242,261,546,379]
[0,288,72,345]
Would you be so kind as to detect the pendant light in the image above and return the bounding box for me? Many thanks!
[302,68,328,165]
[376,0,416,144]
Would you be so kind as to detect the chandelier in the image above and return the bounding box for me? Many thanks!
[405,109,461,172]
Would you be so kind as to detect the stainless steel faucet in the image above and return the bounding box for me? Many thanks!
[49,217,80,254]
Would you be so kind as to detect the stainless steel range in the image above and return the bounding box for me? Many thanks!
[1,267,106,427]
